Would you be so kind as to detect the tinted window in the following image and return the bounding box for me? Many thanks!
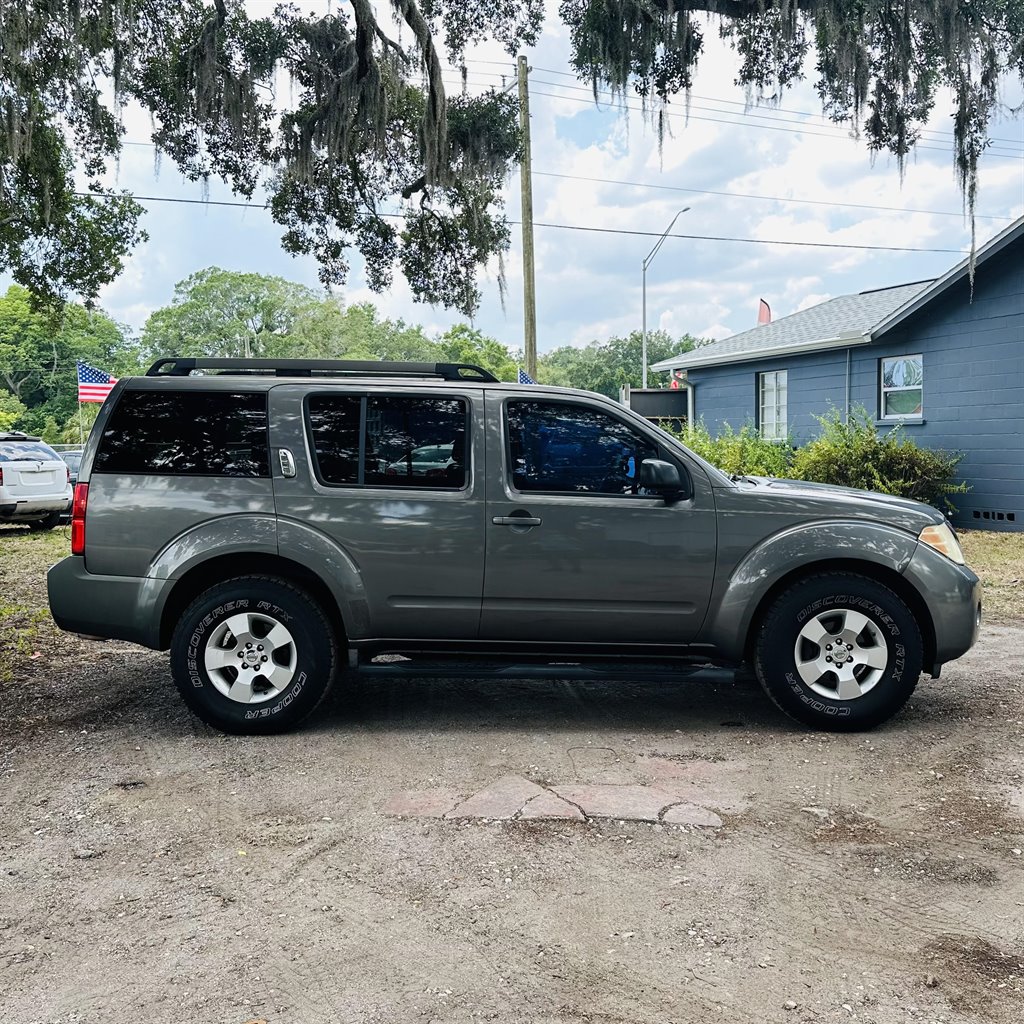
[365,396,466,488]
[507,400,658,495]
[94,390,269,477]
[307,394,468,489]
[61,454,83,473]
[308,394,361,485]
[0,441,60,463]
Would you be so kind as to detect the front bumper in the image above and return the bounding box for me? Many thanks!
[902,541,982,671]
[47,556,173,649]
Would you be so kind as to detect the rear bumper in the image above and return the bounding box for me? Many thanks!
[47,556,172,649]
[1,497,71,519]
[903,542,982,670]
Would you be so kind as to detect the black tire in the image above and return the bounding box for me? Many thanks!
[170,575,338,734]
[28,511,61,531]
[754,573,923,732]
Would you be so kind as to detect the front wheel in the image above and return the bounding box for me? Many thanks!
[754,573,923,731]
[170,575,338,734]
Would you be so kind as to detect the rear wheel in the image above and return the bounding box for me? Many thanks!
[170,575,338,734]
[754,573,923,731]
[28,512,61,531]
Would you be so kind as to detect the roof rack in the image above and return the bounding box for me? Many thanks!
[146,357,499,383]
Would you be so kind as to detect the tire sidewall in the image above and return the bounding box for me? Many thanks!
[758,576,922,729]
[171,579,334,732]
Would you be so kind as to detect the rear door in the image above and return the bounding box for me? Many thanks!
[268,384,486,640]
[480,392,717,645]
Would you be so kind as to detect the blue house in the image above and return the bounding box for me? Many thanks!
[651,215,1024,531]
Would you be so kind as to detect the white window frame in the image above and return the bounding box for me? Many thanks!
[758,370,788,441]
[879,354,924,420]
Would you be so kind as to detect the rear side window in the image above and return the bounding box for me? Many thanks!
[308,394,468,489]
[94,390,270,477]
[0,441,60,463]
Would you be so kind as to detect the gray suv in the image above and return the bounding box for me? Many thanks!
[47,358,981,734]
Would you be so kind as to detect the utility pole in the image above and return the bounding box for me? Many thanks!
[517,54,537,380]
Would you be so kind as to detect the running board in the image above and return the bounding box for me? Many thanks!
[356,657,736,684]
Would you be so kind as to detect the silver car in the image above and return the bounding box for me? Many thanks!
[47,358,981,735]
[0,432,73,530]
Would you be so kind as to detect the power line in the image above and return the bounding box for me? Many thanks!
[75,190,969,253]
[530,65,1024,149]
[532,170,1008,221]
[529,87,1024,160]
[531,78,1024,157]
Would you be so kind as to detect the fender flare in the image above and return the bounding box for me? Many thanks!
[150,514,370,641]
[703,520,920,662]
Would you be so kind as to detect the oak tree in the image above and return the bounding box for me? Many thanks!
[2,1,1020,308]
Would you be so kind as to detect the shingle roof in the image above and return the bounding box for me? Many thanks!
[650,279,932,372]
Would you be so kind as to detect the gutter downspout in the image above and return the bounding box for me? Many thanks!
[686,380,695,431]
[845,347,852,423]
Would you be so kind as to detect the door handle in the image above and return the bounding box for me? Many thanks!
[278,449,296,478]
[492,515,542,527]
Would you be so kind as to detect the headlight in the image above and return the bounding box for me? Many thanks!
[919,523,966,564]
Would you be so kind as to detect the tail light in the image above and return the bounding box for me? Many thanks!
[0,467,4,485]
[71,483,89,555]
[66,465,71,484]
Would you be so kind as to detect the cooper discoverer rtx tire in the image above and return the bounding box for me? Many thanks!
[754,573,923,731]
[170,575,338,734]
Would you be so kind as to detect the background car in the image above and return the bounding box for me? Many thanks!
[0,432,73,530]
[57,450,83,521]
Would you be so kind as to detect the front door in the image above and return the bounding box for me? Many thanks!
[480,393,717,645]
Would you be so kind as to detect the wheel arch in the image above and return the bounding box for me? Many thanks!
[158,553,347,650]
[742,559,937,674]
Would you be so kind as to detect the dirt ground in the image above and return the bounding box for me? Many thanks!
[1,526,1022,1024]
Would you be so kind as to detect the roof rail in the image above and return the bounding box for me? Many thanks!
[145,357,499,383]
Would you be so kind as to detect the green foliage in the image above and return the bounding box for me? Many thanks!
[675,407,969,511]
[680,419,794,478]
[3,1,539,312]
[539,330,705,398]
[0,285,140,436]
[437,324,518,381]
[140,268,519,379]
[792,408,969,511]
[0,390,27,431]
[5,2,1019,307]
[140,268,323,362]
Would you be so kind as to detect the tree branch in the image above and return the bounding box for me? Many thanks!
[391,0,449,186]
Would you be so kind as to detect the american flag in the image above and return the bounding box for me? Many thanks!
[77,361,118,403]
[517,368,537,385]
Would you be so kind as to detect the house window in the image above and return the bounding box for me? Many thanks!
[758,371,788,440]
[880,355,923,418]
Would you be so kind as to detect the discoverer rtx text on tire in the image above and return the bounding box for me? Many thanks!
[170,576,338,734]
[754,573,924,731]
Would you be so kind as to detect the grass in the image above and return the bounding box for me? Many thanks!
[0,526,70,683]
[959,530,1024,625]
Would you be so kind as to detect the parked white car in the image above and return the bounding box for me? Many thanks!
[0,433,73,530]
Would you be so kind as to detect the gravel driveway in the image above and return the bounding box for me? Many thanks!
[1,530,1022,1024]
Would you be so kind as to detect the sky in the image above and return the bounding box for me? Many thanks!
[38,3,1024,358]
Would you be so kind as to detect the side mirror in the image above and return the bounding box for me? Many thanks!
[639,458,684,502]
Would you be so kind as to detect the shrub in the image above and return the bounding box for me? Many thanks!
[791,408,968,511]
[676,419,793,478]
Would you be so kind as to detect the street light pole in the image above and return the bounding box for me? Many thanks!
[641,207,690,388]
